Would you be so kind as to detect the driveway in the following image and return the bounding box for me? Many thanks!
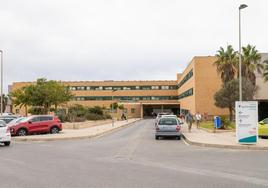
[1,119,268,188]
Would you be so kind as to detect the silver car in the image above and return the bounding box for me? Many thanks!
[155,117,182,140]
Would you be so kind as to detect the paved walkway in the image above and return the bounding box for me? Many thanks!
[181,123,268,150]
[12,118,140,141]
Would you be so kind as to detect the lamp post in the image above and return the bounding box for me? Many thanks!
[111,89,117,126]
[239,4,248,101]
[0,50,3,116]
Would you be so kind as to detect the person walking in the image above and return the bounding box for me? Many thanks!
[186,112,194,132]
[195,112,202,129]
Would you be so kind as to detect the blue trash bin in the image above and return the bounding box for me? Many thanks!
[214,116,221,129]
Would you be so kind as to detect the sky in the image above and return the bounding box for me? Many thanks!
[0,0,268,93]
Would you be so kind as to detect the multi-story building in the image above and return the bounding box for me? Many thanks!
[9,55,268,119]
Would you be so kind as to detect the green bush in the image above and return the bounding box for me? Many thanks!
[88,106,104,115]
[86,113,104,120]
[64,105,111,122]
[220,115,232,129]
[28,107,46,115]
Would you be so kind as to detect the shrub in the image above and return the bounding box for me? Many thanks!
[68,104,87,117]
[88,106,104,115]
[86,113,104,120]
[28,107,46,115]
[219,115,232,129]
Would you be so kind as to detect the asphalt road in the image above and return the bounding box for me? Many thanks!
[1,119,268,188]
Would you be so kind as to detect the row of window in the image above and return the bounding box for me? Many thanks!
[178,69,193,89]
[69,85,178,91]
[75,96,179,101]
[178,88,194,100]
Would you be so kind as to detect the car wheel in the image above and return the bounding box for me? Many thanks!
[17,128,27,136]
[4,141,10,146]
[50,126,59,134]
[177,136,181,140]
[155,136,159,140]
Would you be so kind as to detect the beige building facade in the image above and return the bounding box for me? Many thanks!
[11,55,267,118]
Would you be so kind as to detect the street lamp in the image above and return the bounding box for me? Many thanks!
[0,50,3,116]
[239,4,248,101]
[111,89,117,126]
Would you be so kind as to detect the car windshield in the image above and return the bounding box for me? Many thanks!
[0,120,6,127]
[19,117,32,123]
[263,118,268,124]
[8,117,25,124]
[158,118,178,125]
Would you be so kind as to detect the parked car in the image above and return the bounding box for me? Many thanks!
[0,116,19,124]
[155,117,182,140]
[0,120,11,146]
[155,113,170,125]
[259,118,268,137]
[9,115,62,136]
[7,117,26,126]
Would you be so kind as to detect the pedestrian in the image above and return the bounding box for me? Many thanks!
[195,112,202,129]
[186,112,193,132]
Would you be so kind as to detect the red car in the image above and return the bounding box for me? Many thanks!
[9,115,62,136]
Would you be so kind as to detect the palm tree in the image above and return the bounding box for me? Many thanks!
[241,44,263,85]
[214,45,238,84]
[263,60,268,82]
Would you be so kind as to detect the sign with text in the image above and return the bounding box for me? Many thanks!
[235,101,258,144]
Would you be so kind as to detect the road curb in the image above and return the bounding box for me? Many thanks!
[182,133,268,150]
[12,119,141,142]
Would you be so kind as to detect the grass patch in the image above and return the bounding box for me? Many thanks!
[200,121,235,130]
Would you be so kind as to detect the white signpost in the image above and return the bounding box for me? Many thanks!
[235,101,258,144]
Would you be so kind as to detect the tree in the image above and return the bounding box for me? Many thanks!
[214,79,257,121]
[118,104,124,111]
[241,44,263,85]
[110,102,118,111]
[214,45,238,84]
[10,78,73,115]
[0,94,8,112]
[10,87,32,116]
[263,60,268,82]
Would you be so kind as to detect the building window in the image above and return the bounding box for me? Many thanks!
[161,86,169,90]
[77,86,85,90]
[69,87,76,91]
[151,96,159,100]
[104,87,113,90]
[178,88,194,100]
[86,86,91,90]
[113,87,122,90]
[123,87,131,90]
[135,86,140,90]
[131,108,135,113]
[151,86,159,90]
[141,86,151,90]
[95,86,103,90]
[76,97,85,101]
[178,69,193,89]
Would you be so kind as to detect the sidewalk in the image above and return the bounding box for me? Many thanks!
[12,118,140,142]
[181,123,268,150]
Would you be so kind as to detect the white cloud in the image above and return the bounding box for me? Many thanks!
[0,0,267,92]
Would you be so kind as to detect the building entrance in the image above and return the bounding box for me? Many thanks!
[142,104,180,117]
